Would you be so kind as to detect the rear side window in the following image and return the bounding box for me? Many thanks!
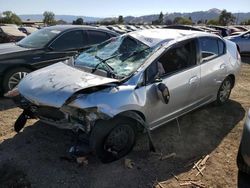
[199,37,225,62]
[218,39,225,55]
[87,30,110,45]
[50,30,87,50]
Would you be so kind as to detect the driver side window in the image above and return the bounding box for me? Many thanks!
[158,40,197,76]
[146,39,197,84]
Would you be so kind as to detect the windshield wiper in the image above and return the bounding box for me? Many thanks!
[92,54,119,78]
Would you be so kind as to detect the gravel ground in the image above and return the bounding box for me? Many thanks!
[0,56,250,188]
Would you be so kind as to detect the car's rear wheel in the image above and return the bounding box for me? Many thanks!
[216,77,233,105]
[3,67,31,94]
[90,117,137,163]
[237,146,250,175]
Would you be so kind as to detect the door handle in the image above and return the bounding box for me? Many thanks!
[189,76,199,84]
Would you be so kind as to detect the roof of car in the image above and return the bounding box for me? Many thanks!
[44,25,119,35]
[128,29,212,47]
[0,26,27,37]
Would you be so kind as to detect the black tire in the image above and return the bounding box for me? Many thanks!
[90,117,137,163]
[216,77,233,105]
[237,146,250,175]
[14,112,27,133]
[3,67,31,94]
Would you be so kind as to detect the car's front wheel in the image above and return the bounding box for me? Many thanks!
[90,117,137,163]
[3,67,31,94]
[216,77,233,105]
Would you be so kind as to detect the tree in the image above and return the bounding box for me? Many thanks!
[43,11,56,25]
[100,20,116,25]
[240,19,250,25]
[165,19,173,25]
[207,19,219,25]
[218,10,235,26]
[56,19,67,25]
[118,15,124,24]
[73,18,84,25]
[173,17,192,25]
[0,11,22,25]
[152,12,164,25]
[158,12,164,25]
[197,19,204,25]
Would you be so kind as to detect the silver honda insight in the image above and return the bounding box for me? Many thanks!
[9,29,241,162]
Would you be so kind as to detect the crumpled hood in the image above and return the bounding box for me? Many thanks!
[18,62,118,108]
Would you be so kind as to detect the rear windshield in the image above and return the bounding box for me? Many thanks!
[17,28,61,48]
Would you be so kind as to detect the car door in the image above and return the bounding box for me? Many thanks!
[239,32,250,53]
[198,37,227,102]
[35,29,89,68]
[144,39,201,129]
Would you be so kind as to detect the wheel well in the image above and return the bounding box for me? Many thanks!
[4,65,34,74]
[131,110,146,121]
[228,74,235,88]
[116,110,146,132]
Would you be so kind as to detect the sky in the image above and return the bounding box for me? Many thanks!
[0,0,249,17]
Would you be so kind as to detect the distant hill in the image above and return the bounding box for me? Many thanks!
[124,9,250,24]
[18,9,250,24]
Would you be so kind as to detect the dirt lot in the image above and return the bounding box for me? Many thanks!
[0,57,250,188]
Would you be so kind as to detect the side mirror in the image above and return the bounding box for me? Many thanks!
[156,83,170,104]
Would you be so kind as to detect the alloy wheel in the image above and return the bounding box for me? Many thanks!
[8,72,28,90]
[219,79,231,103]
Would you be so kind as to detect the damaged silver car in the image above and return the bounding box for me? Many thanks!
[7,29,241,163]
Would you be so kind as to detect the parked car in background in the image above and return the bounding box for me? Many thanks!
[228,26,243,36]
[0,25,119,93]
[0,26,26,43]
[208,25,230,37]
[18,26,38,35]
[125,25,138,31]
[234,26,249,32]
[116,25,132,32]
[8,29,241,163]
[225,31,250,54]
[195,26,221,35]
[106,26,126,34]
[164,25,205,31]
[237,109,250,174]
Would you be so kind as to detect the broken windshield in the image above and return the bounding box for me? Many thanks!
[74,35,153,79]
